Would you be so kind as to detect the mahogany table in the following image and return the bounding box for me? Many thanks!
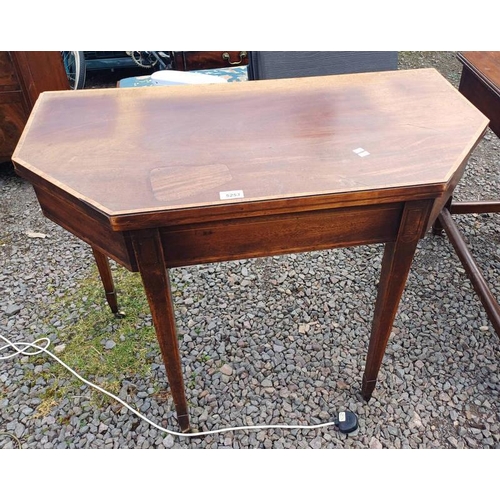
[12,69,488,432]
[434,52,500,337]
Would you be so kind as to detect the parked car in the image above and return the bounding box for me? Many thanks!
[61,51,248,89]
[61,51,148,89]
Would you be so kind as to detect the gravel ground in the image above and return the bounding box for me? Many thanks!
[1,51,499,450]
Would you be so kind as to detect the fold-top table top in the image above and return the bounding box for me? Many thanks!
[458,52,500,96]
[13,68,488,226]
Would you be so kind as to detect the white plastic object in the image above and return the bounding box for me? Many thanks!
[150,70,228,86]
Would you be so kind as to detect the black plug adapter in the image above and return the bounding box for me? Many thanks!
[335,410,359,434]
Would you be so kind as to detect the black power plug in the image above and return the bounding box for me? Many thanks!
[335,411,359,434]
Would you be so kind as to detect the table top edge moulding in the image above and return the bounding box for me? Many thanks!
[12,68,489,229]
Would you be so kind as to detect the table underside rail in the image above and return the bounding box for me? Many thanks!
[437,207,500,338]
[160,202,404,268]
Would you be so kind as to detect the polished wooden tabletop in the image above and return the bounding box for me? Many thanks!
[14,68,487,225]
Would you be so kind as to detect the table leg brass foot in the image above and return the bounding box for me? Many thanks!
[177,414,191,433]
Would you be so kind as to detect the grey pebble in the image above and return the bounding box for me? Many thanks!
[104,340,116,350]
[163,435,175,448]
[220,364,233,376]
[5,304,22,316]
[15,423,26,438]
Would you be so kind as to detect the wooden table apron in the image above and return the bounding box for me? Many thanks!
[12,69,489,432]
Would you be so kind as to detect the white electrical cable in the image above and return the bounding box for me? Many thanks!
[0,334,342,438]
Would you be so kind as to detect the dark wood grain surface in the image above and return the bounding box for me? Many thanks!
[13,68,488,223]
[172,51,248,70]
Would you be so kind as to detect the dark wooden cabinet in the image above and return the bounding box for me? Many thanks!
[171,51,248,71]
[0,51,69,164]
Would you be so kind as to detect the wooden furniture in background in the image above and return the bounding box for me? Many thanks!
[171,51,248,71]
[13,69,488,432]
[435,51,500,337]
[0,51,69,163]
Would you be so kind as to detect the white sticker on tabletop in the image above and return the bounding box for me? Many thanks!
[220,190,244,200]
[353,147,370,157]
